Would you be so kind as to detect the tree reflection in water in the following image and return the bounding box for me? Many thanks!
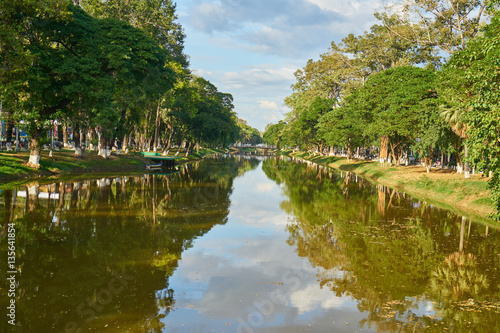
[0,155,260,333]
[263,157,500,333]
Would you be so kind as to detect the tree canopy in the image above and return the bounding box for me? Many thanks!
[1,0,249,166]
[264,0,500,220]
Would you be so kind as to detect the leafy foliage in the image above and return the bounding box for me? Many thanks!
[441,7,500,219]
[1,1,242,167]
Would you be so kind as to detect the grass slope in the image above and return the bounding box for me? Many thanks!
[0,148,223,188]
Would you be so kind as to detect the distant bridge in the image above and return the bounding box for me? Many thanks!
[229,145,277,155]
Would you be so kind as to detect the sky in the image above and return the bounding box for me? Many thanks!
[175,0,383,131]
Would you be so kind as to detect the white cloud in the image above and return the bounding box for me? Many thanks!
[178,0,383,130]
[221,66,295,87]
[289,283,345,314]
[256,182,276,192]
[186,0,380,58]
[262,112,283,125]
[258,101,280,110]
[193,65,292,130]
[306,0,381,16]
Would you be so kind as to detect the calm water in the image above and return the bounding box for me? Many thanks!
[1,156,500,333]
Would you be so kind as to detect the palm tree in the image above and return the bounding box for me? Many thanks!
[429,252,488,300]
[440,105,471,178]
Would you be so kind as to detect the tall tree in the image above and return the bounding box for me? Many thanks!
[91,16,175,157]
[440,2,500,220]
[348,66,443,168]
[377,0,495,55]
[77,0,187,67]
[2,3,174,166]
[317,104,364,160]
[263,121,287,149]
[0,0,71,159]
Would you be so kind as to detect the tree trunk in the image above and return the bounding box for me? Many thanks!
[163,127,174,155]
[88,127,96,152]
[57,124,63,142]
[464,143,471,179]
[185,141,192,157]
[147,137,153,152]
[114,137,121,155]
[5,110,13,145]
[97,130,102,155]
[397,149,404,167]
[27,127,42,168]
[97,130,109,159]
[15,124,19,152]
[153,100,161,152]
[27,182,39,213]
[175,138,185,156]
[63,124,69,148]
[380,135,388,165]
[122,134,128,153]
[389,141,396,167]
[102,136,109,158]
[73,123,82,157]
[49,128,54,158]
[424,157,432,173]
[346,144,352,161]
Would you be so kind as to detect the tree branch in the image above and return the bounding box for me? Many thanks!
[41,98,72,116]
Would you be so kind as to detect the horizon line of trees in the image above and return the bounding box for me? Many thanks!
[0,0,262,165]
[263,0,500,221]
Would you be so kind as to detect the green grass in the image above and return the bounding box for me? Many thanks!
[473,197,493,205]
[0,147,222,189]
[0,150,154,185]
[0,153,33,174]
[414,175,433,189]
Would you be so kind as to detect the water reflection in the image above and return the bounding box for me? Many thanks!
[0,156,260,333]
[1,156,500,333]
[263,157,500,332]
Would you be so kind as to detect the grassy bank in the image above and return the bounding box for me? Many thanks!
[0,148,222,188]
[280,150,495,224]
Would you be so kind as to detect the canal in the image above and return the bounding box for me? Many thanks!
[1,155,499,332]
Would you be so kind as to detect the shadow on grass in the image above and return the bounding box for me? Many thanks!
[337,161,372,172]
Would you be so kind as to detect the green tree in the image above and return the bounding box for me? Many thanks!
[263,121,287,149]
[281,22,439,156]
[1,3,175,165]
[348,66,442,168]
[287,97,332,153]
[175,77,238,151]
[441,3,500,220]
[77,0,186,154]
[237,119,263,145]
[377,0,495,55]
[317,104,364,160]
[342,22,440,75]
[91,16,175,157]
[5,3,109,167]
[77,0,187,67]
[412,97,453,172]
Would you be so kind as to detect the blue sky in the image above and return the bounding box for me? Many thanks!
[175,0,383,131]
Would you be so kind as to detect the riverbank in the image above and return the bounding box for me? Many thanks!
[280,150,495,224]
[0,149,222,187]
